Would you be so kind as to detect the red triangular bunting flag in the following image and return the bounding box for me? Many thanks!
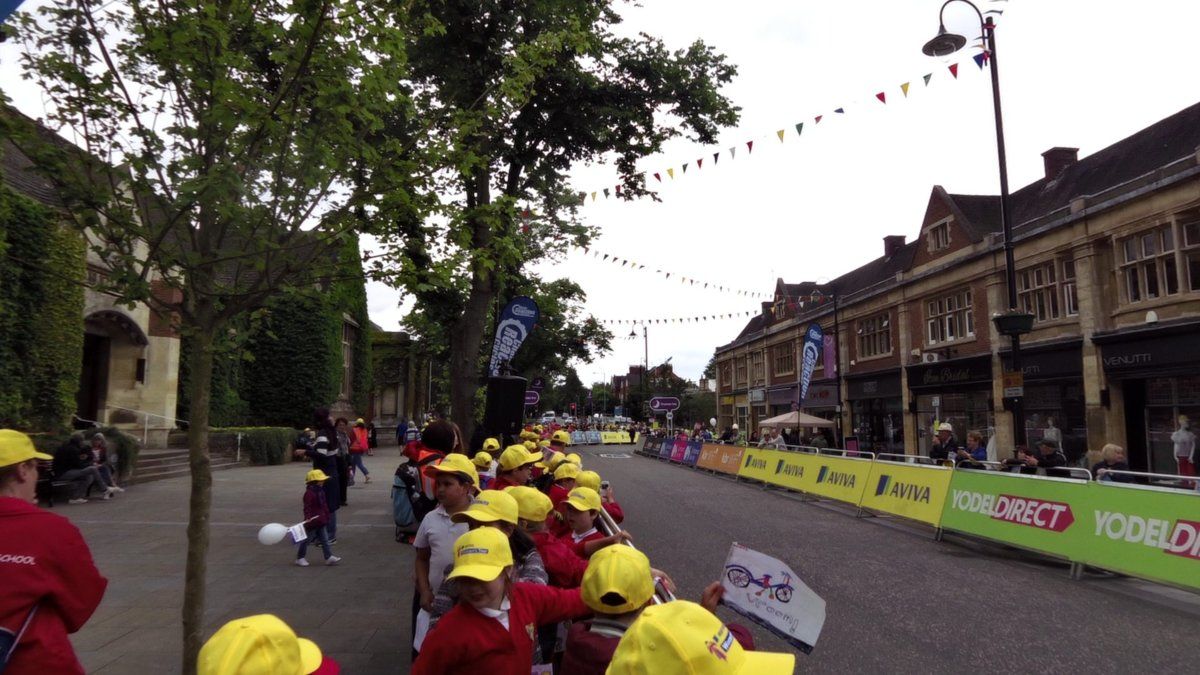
[876,92,886,104]
[697,158,703,169]
[653,172,661,182]
[814,115,823,124]
[948,63,959,78]
[746,140,754,154]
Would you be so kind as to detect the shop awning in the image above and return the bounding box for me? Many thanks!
[759,410,835,428]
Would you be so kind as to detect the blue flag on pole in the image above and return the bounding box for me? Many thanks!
[488,296,539,376]
[799,323,823,403]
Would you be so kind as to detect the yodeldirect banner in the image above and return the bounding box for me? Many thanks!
[860,460,954,527]
[1079,483,1200,591]
[487,296,539,376]
[940,470,1088,561]
[799,323,824,402]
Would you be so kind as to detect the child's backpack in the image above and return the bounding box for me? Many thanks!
[392,452,442,540]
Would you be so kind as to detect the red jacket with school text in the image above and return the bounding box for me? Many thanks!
[530,531,588,588]
[412,583,588,675]
[0,497,107,675]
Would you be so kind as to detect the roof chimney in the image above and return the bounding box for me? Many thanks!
[1041,147,1079,180]
[883,235,906,258]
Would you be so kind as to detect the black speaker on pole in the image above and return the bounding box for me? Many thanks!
[483,375,527,442]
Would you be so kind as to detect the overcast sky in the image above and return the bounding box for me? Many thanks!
[5,0,1200,388]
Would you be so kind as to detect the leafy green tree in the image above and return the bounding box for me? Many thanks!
[4,1,411,669]
[703,355,717,380]
[373,0,739,439]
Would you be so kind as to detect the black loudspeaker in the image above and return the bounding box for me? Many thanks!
[483,376,528,441]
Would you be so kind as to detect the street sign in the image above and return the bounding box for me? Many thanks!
[524,390,540,406]
[530,376,545,391]
[649,396,680,412]
[1002,371,1024,398]
[666,411,674,422]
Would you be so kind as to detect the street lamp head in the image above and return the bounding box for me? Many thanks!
[922,24,967,57]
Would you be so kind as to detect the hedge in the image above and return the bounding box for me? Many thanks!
[0,185,85,432]
[215,427,296,465]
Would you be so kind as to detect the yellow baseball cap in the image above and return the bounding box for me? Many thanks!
[523,440,538,451]
[577,470,602,492]
[0,430,52,468]
[355,418,365,425]
[451,489,519,526]
[581,545,655,615]
[505,486,554,522]
[446,527,513,583]
[425,453,479,486]
[198,614,324,675]
[544,451,567,471]
[498,445,540,472]
[483,437,501,452]
[304,469,330,483]
[565,486,601,513]
[551,430,571,446]
[472,451,493,468]
[553,462,581,482]
[606,601,795,675]
[538,439,551,448]
[566,452,583,466]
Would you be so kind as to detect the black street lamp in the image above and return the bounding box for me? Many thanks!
[922,0,1033,448]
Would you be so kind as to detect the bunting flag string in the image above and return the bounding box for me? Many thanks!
[570,34,996,202]
[595,311,757,326]
[580,246,773,299]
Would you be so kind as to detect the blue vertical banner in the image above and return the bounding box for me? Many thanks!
[2,1,27,25]
[488,296,540,376]
[799,323,824,402]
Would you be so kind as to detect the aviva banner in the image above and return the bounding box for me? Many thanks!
[600,431,631,444]
[860,461,953,527]
[735,450,870,505]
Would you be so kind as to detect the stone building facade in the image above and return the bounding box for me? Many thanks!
[715,101,1200,474]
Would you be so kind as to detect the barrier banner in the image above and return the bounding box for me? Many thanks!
[696,444,746,474]
[585,430,602,445]
[940,470,1088,561]
[658,440,673,460]
[682,440,704,466]
[801,455,872,505]
[860,461,954,527]
[737,448,786,484]
[570,431,586,445]
[1080,484,1200,591]
[631,433,640,445]
[669,438,689,462]
[600,431,631,444]
[641,437,658,455]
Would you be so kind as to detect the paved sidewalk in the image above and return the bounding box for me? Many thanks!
[64,450,413,674]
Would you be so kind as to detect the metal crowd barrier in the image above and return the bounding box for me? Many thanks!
[595,499,676,605]
[875,452,944,467]
[1093,468,1198,491]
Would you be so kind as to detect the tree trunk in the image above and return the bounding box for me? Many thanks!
[181,312,216,674]
[449,271,496,441]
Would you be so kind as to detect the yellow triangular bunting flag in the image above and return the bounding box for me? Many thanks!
[591,192,597,202]
[666,167,675,179]
[901,82,910,97]
[776,129,785,142]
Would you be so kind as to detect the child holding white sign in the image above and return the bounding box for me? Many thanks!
[295,469,340,567]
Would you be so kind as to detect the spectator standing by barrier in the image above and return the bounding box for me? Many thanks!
[564,487,630,558]
[956,431,988,468]
[560,545,657,675]
[1022,438,1070,477]
[1093,443,1134,483]
[929,422,961,462]
[508,486,589,588]
[577,470,624,524]
[492,444,540,491]
[412,454,477,657]
[0,429,107,675]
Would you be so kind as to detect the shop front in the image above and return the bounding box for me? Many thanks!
[1001,340,1087,463]
[767,385,797,419]
[1094,319,1200,474]
[800,379,841,443]
[906,355,995,457]
[846,370,903,456]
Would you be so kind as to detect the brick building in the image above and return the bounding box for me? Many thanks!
[714,100,1200,473]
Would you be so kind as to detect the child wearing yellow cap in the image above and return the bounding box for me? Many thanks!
[412,528,590,675]
[199,614,337,675]
[563,487,630,558]
[577,470,625,524]
[472,452,495,490]
[296,469,340,567]
[413,454,477,655]
[508,486,590,588]
[491,444,541,491]
[559,546,657,675]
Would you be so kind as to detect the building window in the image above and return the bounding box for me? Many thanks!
[925,289,973,345]
[1018,262,1060,322]
[857,313,891,358]
[341,323,356,398]
[1061,258,1078,316]
[736,357,747,387]
[1119,225,1178,303]
[719,362,732,389]
[751,351,765,384]
[1183,217,1200,291]
[772,342,795,376]
[928,222,951,251]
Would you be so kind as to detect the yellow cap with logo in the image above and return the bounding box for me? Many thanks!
[473,451,493,468]
[483,437,501,452]
[425,453,479,486]
[304,469,329,483]
[523,440,538,451]
[564,486,601,513]
[576,470,602,492]
[498,445,541,472]
[446,526,513,582]
[0,429,52,468]
[606,601,795,675]
[551,430,571,446]
[538,439,551,449]
[198,614,324,675]
[581,545,655,614]
[554,462,581,481]
[451,489,519,526]
[505,486,554,522]
[566,452,583,467]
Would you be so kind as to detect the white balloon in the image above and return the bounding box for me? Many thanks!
[258,523,288,546]
[709,418,717,427]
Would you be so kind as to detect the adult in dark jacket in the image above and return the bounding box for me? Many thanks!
[52,435,110,503]
[1020,438,1071,477]
[1092,443,1134,482]
[0,429,107,674]
[300,408,341,541]
[929,423,962,462]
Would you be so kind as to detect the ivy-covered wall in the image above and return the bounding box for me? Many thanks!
[175,241,373,428]
[0,185,85,431]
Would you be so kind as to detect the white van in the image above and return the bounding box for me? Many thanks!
[539,411,556,424]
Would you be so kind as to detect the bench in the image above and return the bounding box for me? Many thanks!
[36,470,99,507]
